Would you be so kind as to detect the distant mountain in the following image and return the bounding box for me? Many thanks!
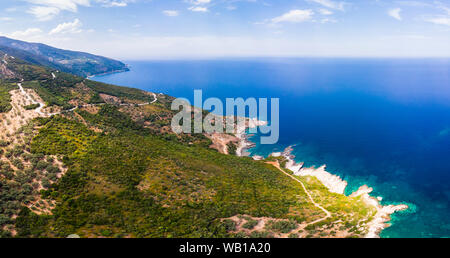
[0,36,129,78]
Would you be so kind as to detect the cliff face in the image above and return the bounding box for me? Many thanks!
[0,36,129,78]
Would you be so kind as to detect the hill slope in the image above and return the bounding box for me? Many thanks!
[0,54,379,238]
[0,36,129,78]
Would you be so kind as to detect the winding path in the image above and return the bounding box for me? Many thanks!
[150,93,157,104]
[17,82,158,116]
[18,83,49,116]
[267,161,332,227]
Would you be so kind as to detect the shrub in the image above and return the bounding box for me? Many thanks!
[242,219,259,230]
[249,231,273,238]
[265,220,298,234]
[24,104,40,110]
[0,140,10,147]
[222,219,236,231]
[288,233,299,238]
[35,161,49,171]
[227,142,237,155]
[12,159,24,170]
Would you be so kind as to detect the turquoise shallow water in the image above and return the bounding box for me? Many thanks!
[246,136,422,238]
[93,58,450,238]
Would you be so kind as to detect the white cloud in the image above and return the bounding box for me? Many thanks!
[25,0,90,20]
[0,17,13,21]
[58,35,450,60]
[97,0,132,7]
[163,10,179,17]
[14,30,449,60]
[186,0,211,13]
[25,0,91,12]
[108,1,127,7]
[24,0,131,20]
[27,6,60,21]
[189,6,208,12]
[424,16,450,26]
[388,8,402,21]
[421,3,450,26]
[191,0,211,5]
[320,18,337,23]
[49,19,83,35]
[319,9,333,15]
[309,0,346,11]
[10,28,43,38]
[271,9,314,24]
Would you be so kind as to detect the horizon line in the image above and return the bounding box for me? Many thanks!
[120,56,450,61]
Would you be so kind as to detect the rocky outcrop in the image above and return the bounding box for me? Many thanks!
[270,145,409,237]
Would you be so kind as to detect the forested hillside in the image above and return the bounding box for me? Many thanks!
[0,36,129,78]
[0,51,376,238]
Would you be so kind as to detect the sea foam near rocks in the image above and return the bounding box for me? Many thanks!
[274,145,409,237]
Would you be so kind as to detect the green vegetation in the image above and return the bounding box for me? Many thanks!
[0,50,377,238]
[265,220,298,234]
[31,117,97,157]
[0,81,15,113]
[242,218,259,230]
[266,155,288,169]
[22,76,81,109]
[0,121,65,237]
[14,108,327,237]
[0,36,129,77]
[0,52,51,82]
[227,142,237,155]
[249,231,273,238]
[76,105,144,134]
[288,233,299,238]
[297,175,376,234]
[24,104,40,110]
[84,80,152,103]
[222,219,236,231]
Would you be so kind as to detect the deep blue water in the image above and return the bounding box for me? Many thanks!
[93,58,450,238]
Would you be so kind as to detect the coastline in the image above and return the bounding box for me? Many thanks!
[89,69,410,238]
[238,129,409,238]
[235,117,267,157]
[86,67,130,79]
[76,59,449,238]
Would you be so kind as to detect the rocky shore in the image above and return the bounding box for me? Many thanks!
[235,117,267,157]
[274,146,409,238]
[350,185,409,238]
[232,117,409,238]
[240,130,409,238]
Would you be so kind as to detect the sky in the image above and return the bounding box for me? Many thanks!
[0,0,450,59]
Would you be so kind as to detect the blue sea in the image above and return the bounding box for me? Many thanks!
[92,58,450,238]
